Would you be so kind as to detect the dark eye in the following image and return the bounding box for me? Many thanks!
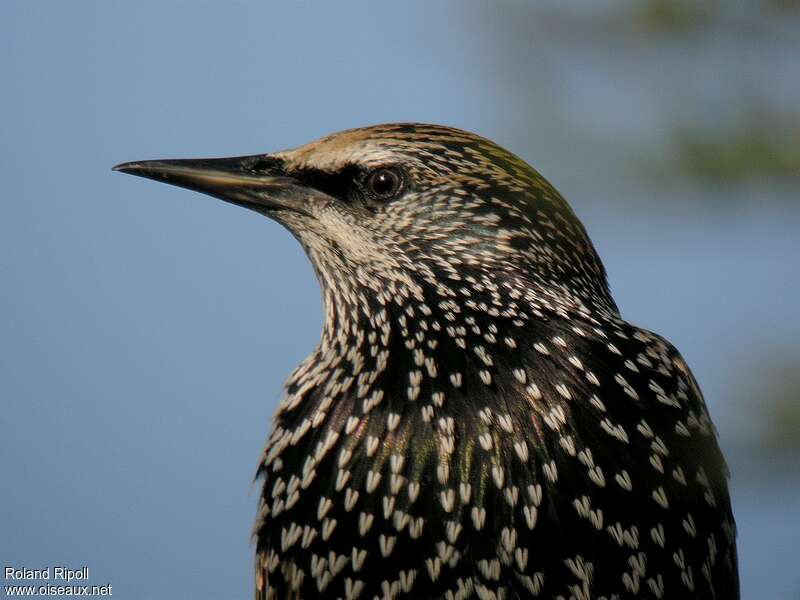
[365,167,403,200]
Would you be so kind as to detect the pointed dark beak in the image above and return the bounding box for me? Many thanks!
[112,155,309,214]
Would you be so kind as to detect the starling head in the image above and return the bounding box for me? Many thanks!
[115,124,615,319]
[115,123,737,600]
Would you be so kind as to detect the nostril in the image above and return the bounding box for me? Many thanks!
[249,157,280,174]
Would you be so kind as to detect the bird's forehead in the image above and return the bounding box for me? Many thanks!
[275,132,393,172]
[272,123,489,173]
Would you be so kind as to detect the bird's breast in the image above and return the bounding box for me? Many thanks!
[254,299,736,599]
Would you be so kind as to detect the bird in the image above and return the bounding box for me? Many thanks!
[114,123,739,600]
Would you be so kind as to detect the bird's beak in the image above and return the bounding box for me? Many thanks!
[112,156,309,214]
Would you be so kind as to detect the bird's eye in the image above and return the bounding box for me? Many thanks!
[365,167,403,200]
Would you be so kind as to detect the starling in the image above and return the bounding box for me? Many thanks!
[114,123,739,600]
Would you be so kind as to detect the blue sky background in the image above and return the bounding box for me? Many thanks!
[2,2,798,598]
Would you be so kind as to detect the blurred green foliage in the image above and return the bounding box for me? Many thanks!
[637,0,800,32]
[636,0,717,32]
[743,355,800,452]
[471,1,800,190]
[672,109,800,183]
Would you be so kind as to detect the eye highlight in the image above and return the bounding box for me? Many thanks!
[365,167,404,201]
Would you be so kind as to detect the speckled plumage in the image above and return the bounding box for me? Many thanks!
[117,124,738,600]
